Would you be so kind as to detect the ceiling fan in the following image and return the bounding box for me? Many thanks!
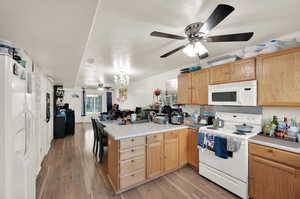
[150,4,254,59]
[97,83,114,91]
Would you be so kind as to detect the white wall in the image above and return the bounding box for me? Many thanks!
[119,68,180,110]
[63,89,83,123]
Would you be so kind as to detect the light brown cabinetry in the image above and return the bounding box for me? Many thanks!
[230,58,256,82]
[178,73,191,104]
[209,58,256,84]
[191,69,209,104]
[256,47,300,106]
[107,136,120,191]
[108,136,146,192]
[146,134,164,178]
[209,63,231,84]
[108,129,188,193]
[178,129,189,167]
[178,58,255,105]
[164,131,179,172]
[187,129,199,168]
[249,143,300,199]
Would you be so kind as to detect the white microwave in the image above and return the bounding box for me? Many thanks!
[208,80,257,106]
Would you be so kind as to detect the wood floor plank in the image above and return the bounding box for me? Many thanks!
[37,124,239,199]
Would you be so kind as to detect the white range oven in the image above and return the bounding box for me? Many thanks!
[198,112,262,199]
[208,80,257,106]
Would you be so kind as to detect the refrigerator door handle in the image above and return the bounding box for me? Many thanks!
[24,110,34,156]
[24,112,28,155]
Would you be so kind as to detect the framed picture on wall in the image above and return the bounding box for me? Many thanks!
[46,93,51,123]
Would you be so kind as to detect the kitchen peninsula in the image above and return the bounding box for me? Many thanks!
[101,121,193,193]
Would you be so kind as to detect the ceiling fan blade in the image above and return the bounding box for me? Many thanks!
[206,32,254,42]
[160,44,187,58]
[150,31,186,40]
[200,4,234,34]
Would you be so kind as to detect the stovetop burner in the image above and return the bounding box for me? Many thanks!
[206,127,219,130]
[233,131,246,135]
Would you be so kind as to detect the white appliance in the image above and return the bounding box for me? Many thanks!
[198,112,262,199]
[208,80,257,106]
[0,54,36,199]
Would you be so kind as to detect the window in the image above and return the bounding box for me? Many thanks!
[85,95,102,114]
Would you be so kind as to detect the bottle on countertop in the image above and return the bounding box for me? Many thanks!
[271,116,279,127]
[284,117,289,134]
[269,116,278,137]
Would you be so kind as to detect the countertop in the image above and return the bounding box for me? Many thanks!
[100,120,189,140]
[249,135,300,154]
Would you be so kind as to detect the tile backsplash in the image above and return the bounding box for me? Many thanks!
[182,105,300,124]
[182,105,262,115]
[182,105,201,115]
[262,107,300,122]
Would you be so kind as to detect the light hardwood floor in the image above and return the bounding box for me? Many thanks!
[37,123,239,199]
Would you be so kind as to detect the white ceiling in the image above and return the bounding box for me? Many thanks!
[76,0,300,88]
[76,0,300,86]
[1,0,300,88]
[0,0,98,87]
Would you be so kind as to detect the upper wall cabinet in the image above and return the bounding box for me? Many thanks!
[230,58,256,82]
[209,58,256,84]
[256,47,300,106]
[209,63,231,84]
[178,73,191,104]
[191,69,209,105]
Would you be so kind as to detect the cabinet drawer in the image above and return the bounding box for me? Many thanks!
[250,143,300,168]
[120,156,145,175]
[120,136,146,150]
[120,169,145,189]
[120,146,145,161]
[147,133,163,144]
[165,131,178,140]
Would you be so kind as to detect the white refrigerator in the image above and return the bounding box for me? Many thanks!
[0,54,36,199]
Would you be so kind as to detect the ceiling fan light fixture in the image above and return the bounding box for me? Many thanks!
[182,44,195,57]
[97,83,104,91]
[183,42,207,57]
[97,87,104,91]
[194,42,208,55]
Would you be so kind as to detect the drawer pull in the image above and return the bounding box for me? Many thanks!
[131,149,135,152]
[131,160,135,163]
[131,139,135,142]
[267,149,273,153]
[131,174,135,177]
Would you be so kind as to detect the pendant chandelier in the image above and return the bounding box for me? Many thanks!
[114,71,130,88]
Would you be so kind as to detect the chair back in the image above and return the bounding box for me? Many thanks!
[91,118,98,138]
[95,120,105,138]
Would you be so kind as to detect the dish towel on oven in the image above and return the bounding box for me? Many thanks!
[227,138,241,152]
[198,132,206,149]
[214,136,231,159]
[205,133,215,152]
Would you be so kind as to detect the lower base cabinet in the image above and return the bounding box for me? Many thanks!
[108,129,190,193]
[249,143,300,199]
[188,129,199,168]
[146,134,164,178]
